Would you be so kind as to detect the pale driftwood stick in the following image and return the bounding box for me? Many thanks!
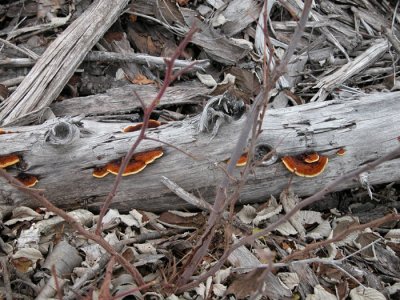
[0,0,130,126]
[50,82,211,117]
[0,92,399,212]
[85,52,210,71]
[311,39,389,101]
[0,51,210,72]
[382,26,400,56]
[0,38,39,60]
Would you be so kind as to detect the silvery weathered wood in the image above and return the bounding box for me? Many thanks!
[0,0,130,126]
[51,82,211,117]
[1,92,399,212]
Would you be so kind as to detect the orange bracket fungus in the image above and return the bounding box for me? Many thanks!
[236,153,248,167]
[226,152,248,167]
[122,119,162,133]
[0,154,20,168]
[15,173,38,188]
[106,159,147,176]
[0,129,16,134]
[281,154,328,177]
[302,152,319,163]
[92,166,110,178]
[97,147,164,178]
[336,148,346,156]
[133,147,164,164]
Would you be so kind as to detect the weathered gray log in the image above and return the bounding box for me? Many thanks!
[1,92,399,212]
[0,0,130,126]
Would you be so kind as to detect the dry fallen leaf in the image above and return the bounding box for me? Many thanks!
[227,269,266,298]
[349,286,386,300]
[305,284,336,300]
[131,74,154,85]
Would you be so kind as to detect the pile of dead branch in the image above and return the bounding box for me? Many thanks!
[1,0,400,299]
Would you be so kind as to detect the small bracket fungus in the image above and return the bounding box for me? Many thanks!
[0,154,20,168]
[0,129,15,134]
[133,147,164,164]
[98,147,164,177]
[15,173,38,187]
[302,152,320,163]
[336,148,346,156]
[107,160,147,176]
[226,152,248,167]
[92,166,110,178]
[281,154,328,177]
[236,153,248,167]
[122,120,162,133]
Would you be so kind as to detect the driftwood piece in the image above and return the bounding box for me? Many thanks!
[1,92,399,212]
[0,0,130,126]
[311,39,389,102]
[0,51,210,72]
[51,82,211,117]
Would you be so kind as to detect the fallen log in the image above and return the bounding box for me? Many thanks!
[1,92,399,212]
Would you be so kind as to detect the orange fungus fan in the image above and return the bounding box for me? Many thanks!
[0,129,14,134]
[0,154,20,168]
[122,119,162,133]
[302,152,320,163]
[236,153,248,167]
[92,166,110,178]
[336,148,346,156]
[133,148,164,164]
[15,173,38,188]
[281,155,328,177]
[106,160,147,176]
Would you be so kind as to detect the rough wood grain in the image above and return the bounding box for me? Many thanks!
[1,92,399,212]
[0,0,130,126]
[51,82,211,117]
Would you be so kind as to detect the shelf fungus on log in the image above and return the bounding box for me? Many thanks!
[132,147,164,164]
[0,154,20,168]
[302,152,320,163]
[122,119,162,133]
[92,166,110,178]
[106,160,147,176]
[281,154,328,177]
[236,153,248,167]
[226,152,248,167]
[336,148,346,156]
[95,147,164,177]
[0,129,15,134]
[15,173,38,187]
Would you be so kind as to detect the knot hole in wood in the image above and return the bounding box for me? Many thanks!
[45,121,80,146]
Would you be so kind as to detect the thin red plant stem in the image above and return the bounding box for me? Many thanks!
[95,26,197,235]
[177,145,400,292]
[175,0,313,287]
[281,212,400,263]
[0,169,146,287]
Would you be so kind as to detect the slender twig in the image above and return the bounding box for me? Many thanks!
[0,37,39,60]
[51,265,63,300]
[0,169,145,287]
[240,238,384,289]
[282,214,396,262]
[177,145,400,292]
[144,136,199,160]
[95,26,198,235]
[175,0,314,287]
[0,257,12,300]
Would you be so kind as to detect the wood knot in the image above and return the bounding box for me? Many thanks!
[45,121,79,145]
